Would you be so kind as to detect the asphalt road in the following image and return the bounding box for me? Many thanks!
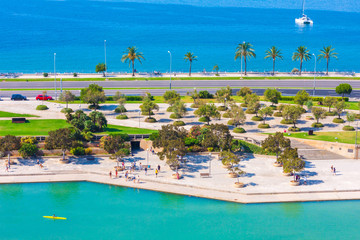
[1,79,359,99]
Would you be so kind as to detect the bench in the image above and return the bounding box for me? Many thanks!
[200,173,210,178]
[12,117,26,123]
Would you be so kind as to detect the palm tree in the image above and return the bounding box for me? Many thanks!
[234,42,256,75]
[213,64,219,75]
[318,46,338,75]
[184,52,197,76]
[121,46,145,77]
[264,46,283,75]
[292,46,312,75]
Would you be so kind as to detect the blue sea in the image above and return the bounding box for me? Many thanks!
[1,0,360,73]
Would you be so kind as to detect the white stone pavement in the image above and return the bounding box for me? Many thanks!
[1,150,360,203]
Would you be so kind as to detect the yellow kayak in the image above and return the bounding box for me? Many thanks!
[43,216,67,220]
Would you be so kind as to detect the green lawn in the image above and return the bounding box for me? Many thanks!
[285,131,360,144]
[0,111,38,118]
[0,119,157,136]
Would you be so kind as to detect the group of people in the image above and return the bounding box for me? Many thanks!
[109,162,162,182]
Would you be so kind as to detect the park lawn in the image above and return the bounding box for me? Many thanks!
[0,119,156,136]
[0,119,71,136]
[0,111,38,118]
[285,131,360,144]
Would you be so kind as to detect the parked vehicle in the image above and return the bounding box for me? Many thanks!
[11,94,27,101]
[36,94,53,100]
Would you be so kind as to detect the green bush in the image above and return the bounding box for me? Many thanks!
[333,118,345,123]
[73,73,78,77]
[227,120,235,126]
[311,122,324,128]
[125,96,148,101]
[280,119,293,124]
[170,113,181,119]
[258,123,270,128]
[88,104,100,110]
[116,115,128,120]
[288,127,300,132]
[245,109,256,114]
[217,106,227,111]
[190,103,200,108]
[43,72,48,77]
[269,105,277,110]
[251,116,263,121]
[343,125,355,131]
[240,103,247,107]
[149,132,159,141]
[198,116,209,122]
[325,111,336,116]
[231,140,273,155]
[36,105,48,110]
[19,143,38,158]
[184,137,199,146]
[355,114,360,119]
[85,148,92,155]
[222,112,231,118]
[114,106,127,113]
[199,90,213,99]
[173,120,185,126]
[70,146,85,156]
[166,106,173,112]
[145,117,157,123]
[61,108,73,114]
[233,127,246,133]
[142,111,154,116]
[273,112,282,117]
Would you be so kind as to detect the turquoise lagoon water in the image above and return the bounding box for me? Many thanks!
[1,0,360,73]
[0,182,358,239]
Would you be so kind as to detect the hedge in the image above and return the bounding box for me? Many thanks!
[333,118,345,123]
[116,115,128,120]
[145,117,157,123]
[233,127,246,133]
[36,105,48,110]
[173,121,185,126]
[258,123,270,128]
[311,122,324,128]
[251,116,263,121]
[343,125,355,131]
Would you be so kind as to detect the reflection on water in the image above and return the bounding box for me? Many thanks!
[223,201,243,214]
[159,192,185,208]
[280,202,304,218]
[0,184,23,200]
[48,182,79,205]
[108,184,127,195]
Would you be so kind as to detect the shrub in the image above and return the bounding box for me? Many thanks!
[19,143,38,158]
[61,108,73,114]
[184,137,199,146]
[173,121,185,126]
[21,136,38,144]
[190,103,200,108]
[88,104,100,110]
[288,127,300,132]
[125,96,145,101]
[145,117,157,123]
[166,106,173,112]
[355,114,360,119]
[85,148,92,155]
[245,109,256,114]
[73,73,78,77]
[258,123,270,128]
[343,125,355,131]
[305,116,314,120]
[70,146,85,156]
[273,112,282,117]
[142,111,154,116]
[217,106,227,111]
[311,123,324,128]
[227,119,234,125]
[169,113,181,119]
[233,127,246,133]
[43,72,48,77]
[199,90,213,99]
[198,116,209,122]
[280,119,293,124]
[325,111,336,116]
[114,106,127,113]
[333,118,345,123]
[149,132,159,141]
[240,103,247,107]
[222,112,231,118]
[269,105,277,110]
[251,116,263,121]
[116,115,128,120]
[36,105,48,110]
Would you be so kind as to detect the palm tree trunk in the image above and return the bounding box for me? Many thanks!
[132,61,135,77]
[244,57,247,75]
[299,59,303,75]
[272,59,275,76]
[326,59,329,75]
[189,61,192,76]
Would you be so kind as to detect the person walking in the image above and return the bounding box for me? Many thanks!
[157,165,161,172]
[139,163,142,170]
[115,169,118,178]
[145,167,147,175]
[333,167,336,176]
[155,169,158,178]
[109,171,112,178]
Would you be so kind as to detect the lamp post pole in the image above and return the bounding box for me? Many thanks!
[54,53,57,100]
[312,53,317,97]
[104,40,107,77]
[209,153,212,175]
[168,51,172,89]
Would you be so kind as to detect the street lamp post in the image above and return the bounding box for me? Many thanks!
[146,148,149,166]
[312,53,317,97]
[54,53,57,100]
[104,40,107,78]
[209,153,212,175]
[168,51,172,89]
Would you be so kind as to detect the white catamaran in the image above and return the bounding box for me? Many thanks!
[295,0,313,25]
